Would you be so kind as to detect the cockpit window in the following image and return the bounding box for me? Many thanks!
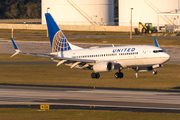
[153,50,164,53]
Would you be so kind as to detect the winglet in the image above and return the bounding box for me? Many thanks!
[11,38,21,57]
[154,38,159,47]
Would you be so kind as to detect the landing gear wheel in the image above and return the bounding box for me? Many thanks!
[114,72,119,79]
[114,72,124,79]
[119,72,124,78]
[91,72,100,79]
[91,73,96,79]
[96,73,100,79]
[153,70,157,75]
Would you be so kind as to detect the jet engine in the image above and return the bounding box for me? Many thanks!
[93,61,114,73]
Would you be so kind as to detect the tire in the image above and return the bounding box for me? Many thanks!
[91,73,97,79]
[114,72,124,79]
[91,73,100,79]
[96,73,100,79]
[119,72,124,78]
[114,72,119,79]
[153,71,157,75]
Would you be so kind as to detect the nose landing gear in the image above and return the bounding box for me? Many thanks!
[153,70,157,75]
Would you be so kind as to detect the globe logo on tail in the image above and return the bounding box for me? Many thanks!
[52,30,71,52]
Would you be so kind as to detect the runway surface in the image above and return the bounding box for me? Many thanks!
[0,84,180,113]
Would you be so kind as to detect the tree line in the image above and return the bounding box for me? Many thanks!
[114,0,118,19]
[0,0,118,19]
[0,0,41,19]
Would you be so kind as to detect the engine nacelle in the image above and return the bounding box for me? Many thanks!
[93,61,114,73]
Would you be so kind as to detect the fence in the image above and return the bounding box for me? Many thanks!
[0,23,138,32]
[42,20,120,26]
[0,19,166,27]
[2,19,179,32]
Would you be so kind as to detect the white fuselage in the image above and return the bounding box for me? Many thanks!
[55,45,170,69]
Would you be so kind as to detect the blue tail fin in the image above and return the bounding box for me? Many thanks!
[154,38,159,47]
[154,38,166,52]
[45,13,72,52]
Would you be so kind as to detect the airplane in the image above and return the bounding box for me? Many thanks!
[11,13,171,79]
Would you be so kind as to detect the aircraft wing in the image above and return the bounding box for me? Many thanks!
[10,38,95,68]
[22,52,95,63]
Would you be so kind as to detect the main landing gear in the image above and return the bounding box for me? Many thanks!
[91,72,100,79]
[114,69,124,79]
[91,70,124,79]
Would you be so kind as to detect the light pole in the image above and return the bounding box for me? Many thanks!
[130,8,133,39]
[47,7,50,37]
[47,7,50,13]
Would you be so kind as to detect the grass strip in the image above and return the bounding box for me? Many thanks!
[0,108,180,120]
[0,64,179,90]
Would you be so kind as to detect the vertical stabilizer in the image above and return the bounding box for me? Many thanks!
[154,38,159,47]
[45,13,82,52]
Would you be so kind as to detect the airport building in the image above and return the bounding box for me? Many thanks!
[41,0,114,26]
[1,0,177,32]
[42,0,179,28]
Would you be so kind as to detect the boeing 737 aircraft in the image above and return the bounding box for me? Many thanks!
[11,13,170,79]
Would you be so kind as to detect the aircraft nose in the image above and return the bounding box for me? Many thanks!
[165,53,171,61]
